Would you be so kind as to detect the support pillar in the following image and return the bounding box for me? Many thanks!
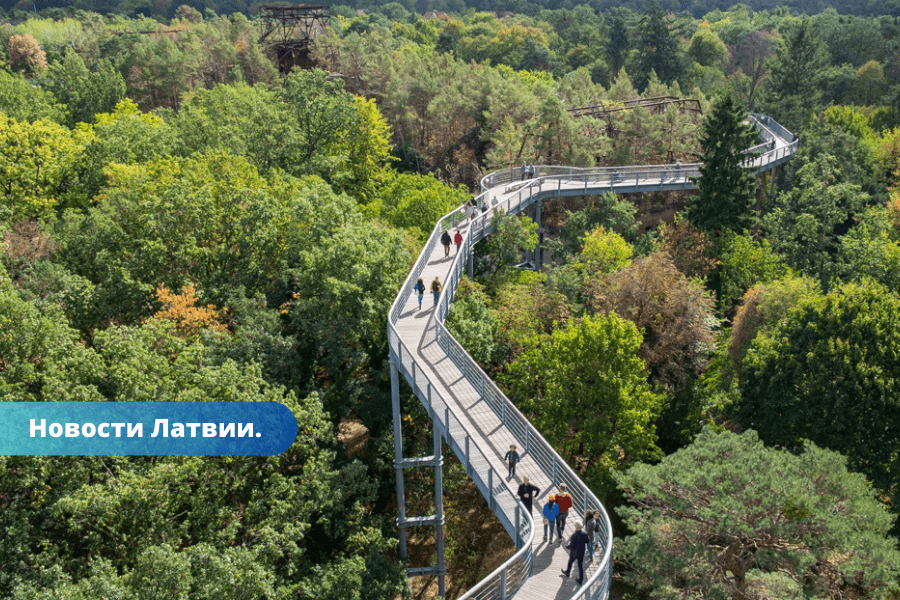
[768,165,778,204]
[468,250,474,280]
[391,354,448,592]
[434,423,446,598]
[390,360,408,559]
[534,198,542,271]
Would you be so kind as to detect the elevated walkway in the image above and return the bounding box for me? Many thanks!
[387,113,797,600]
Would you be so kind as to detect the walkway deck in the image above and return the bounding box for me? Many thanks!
[395,223,601,599]
[387,112,798,600]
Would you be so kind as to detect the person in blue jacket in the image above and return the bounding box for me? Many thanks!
[542,495,559,543]
[561,521,590,586]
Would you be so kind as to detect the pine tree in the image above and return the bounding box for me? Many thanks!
[634,3,684,93]
[761,17,829,133]
[687,92,759,236]
[605,16,628,80]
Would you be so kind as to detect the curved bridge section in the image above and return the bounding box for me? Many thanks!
[387,113,796,600]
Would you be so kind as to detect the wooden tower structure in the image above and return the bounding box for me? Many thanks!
[258,4,329,72]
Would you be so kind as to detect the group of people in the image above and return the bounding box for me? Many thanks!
[416,197,483,311]
[440,228,464,257]
[413,276,444,309]
[414,224,466,310]
[514,470,600,587]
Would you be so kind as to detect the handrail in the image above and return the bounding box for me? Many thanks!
[388,113,796,600]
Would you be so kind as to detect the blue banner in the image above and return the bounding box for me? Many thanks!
[0,402,297,455]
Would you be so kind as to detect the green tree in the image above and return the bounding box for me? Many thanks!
[737,281,900,496]
[634,3,685,93]
[687,22,729,68]
[175,82,288,174]
[88,99,180,166]
[0,263,101,402]
[727,275,822,370]
[687,92,759,236]
[763,154,871,285]
[0,69,64,123]
[501,314,663,476]
[477,211,538,282]
[446,278,499,366]
[711,232,793,312]
[837,207,900,292]
[52,153,329,325]
[279,69,358,183]
[605,16,628,79]
[761,16,829,133]
[0,114,93,221]
[552,192,639,258]
[366,171,469,240]
[578,226,633,276]
[616,428,900,600]
[43,49,126,127]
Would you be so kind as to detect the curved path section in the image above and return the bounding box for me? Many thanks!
[387,113,797,600]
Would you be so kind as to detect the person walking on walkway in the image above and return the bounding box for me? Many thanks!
[431,277,442,306]
[517,477,540,515]
[454,229,463,254]
[413,278,425,309]
[542,495,559,543]
[561,521,590,586]
[441,229,452,257]
[584,509,597,562]
[503,444,520,478]
[555,483,573,541]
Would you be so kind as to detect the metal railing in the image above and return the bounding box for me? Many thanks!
[481,115,796,193]
[388,113,796,600]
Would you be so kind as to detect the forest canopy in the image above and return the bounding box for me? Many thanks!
[2,0,900,598]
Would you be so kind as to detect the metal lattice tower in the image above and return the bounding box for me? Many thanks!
[258,4,329,72]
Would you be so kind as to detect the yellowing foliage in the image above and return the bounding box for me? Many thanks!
[153,285,226,338]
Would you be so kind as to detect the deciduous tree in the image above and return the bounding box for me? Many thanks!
[737,281,900,496]
[501,314,663,474]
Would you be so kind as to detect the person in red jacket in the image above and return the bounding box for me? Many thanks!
[554,483,573,542]
[454,229,463,254]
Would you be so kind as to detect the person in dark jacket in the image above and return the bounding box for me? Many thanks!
[541,495,559,543]
[517,476,540,515]
[561,522,590,586]
[583,509,596,562]
[413,278,425,309]
[503,444,520,477]
[441,229,452,256]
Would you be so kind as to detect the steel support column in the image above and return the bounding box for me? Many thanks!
[434,422,446,598]
[534,198,542,271]
[390,359,408,559]
[391,356,447,593]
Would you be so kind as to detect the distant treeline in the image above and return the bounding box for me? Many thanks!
[3,0,898,24]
